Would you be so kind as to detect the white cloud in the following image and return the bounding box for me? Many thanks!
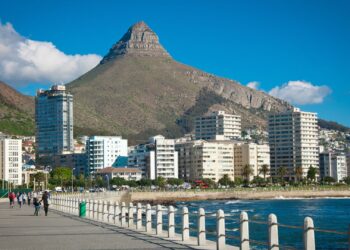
[0,22,102,86]
[247,81,260,90]
[269,80,331,105]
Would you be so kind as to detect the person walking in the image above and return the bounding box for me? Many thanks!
[33,197,40,216]
[27,192,32,206]
[40,191,50,216]
[22,193,27,205]
[18,193,23,208]
[8,192,15,208]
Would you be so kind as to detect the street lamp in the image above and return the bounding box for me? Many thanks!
[71,168,75,193]
[105,174,110,191]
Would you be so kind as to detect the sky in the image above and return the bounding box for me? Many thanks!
[0,0,349,126]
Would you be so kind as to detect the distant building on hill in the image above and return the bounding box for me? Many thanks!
[0,139,22,186]
[128,135,178,180]
[86,136,127,175]
[195,111,241,140]
[35,85,73,157]
[269,108,319,179]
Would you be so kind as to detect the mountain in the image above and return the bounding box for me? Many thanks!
[68,21,293,142]
[0,81,35,135]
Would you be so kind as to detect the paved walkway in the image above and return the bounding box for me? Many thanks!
[0,201,193,250]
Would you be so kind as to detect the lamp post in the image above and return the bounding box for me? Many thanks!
[71,168,75,193]
[105,174,110,191]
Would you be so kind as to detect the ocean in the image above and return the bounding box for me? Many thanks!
[154,198,350,249]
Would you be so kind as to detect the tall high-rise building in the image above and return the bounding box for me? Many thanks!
[35,85,73,157]
[86,136,128,174]
[195,111,241,140]
[128,135,178,180]
[0,139,22,186]
[268,108,319,178]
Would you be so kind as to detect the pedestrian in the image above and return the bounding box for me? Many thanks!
[16,192,20,206]
[18,193,23,208]
[33,197,40,216]
[8,192,15,208]
[27,192,32,206]
[40,191,50,216]
[22,193,27,205]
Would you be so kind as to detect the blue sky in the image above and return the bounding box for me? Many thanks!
[0,0,349,126]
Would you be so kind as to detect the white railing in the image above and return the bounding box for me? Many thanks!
[50,195,348,250]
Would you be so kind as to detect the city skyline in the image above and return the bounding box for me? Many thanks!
[0,0,349,127]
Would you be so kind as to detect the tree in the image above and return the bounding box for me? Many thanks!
[307,166,317,182]
[259,164,269,181]
[154,176,166,188]
[110,177,126,186]
[167,178,184,186]
[138,178,153,187]
[277,167,288,185]
[322,176,336,183]
[294,166,303,183]
[50,167,72,187]
[202,178,216,188]
[242,164,253,185]
[218,174,234,187]
[33,172,46,183]
[343,177,350,185]
[252,176,265,186]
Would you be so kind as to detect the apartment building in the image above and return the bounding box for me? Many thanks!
[128,135,178,180]
[269,108,319,178]
[0,139,22,185]
[320,152,347,182]
[234,143,270,180]
[86,136,127,174]
[195,111,241,140]
[35,85,73,157]
[176,140,235,182]
[96,167,142,181]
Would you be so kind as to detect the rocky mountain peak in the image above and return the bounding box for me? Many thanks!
[101,21,170,63]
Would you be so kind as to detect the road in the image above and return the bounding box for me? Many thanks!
[0,201,193,250]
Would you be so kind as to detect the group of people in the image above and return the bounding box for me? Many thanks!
[8,191,51,216]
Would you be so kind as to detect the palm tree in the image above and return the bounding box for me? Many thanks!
[294,166,303,183]
[259,164,269,182]
[242,164,253,185]
[277,166,288,185]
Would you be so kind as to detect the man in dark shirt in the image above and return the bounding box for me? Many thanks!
[40,191,50,216]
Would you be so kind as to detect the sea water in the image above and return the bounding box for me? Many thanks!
[155,198,350,249]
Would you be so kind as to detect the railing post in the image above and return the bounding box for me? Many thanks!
[198,208,206,246]
[156,205,163,235]
[107,201,111,223]
[240,211,249,250]
[121,202,126,226]
[93,200,96,220]
[136,203,142,230]
[114,201,120,225]
[269,213,279,250]
[168,206,175,238]
[128,202,134,227]
[98,200,102,221]
[217,209,225,250]
[304,217,315,250]
[102,200,106,221]
[146,204,152,232]
[88,199,92,218]
[182,207,189,241]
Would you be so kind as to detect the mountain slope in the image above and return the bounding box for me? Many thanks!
[68,21,292,141]
[0,81,35,135]
[67,21,346,141]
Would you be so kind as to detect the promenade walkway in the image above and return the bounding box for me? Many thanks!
[0,202,193,250]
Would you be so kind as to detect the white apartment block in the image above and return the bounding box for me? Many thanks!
[86,136,127,174]
[319,152,347,182]
[176,140,235,182]
[0,139,22,185]
[128,135,178,180]
[195,111,241,140]
[269,108,319,178]
[234,143,270,180]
